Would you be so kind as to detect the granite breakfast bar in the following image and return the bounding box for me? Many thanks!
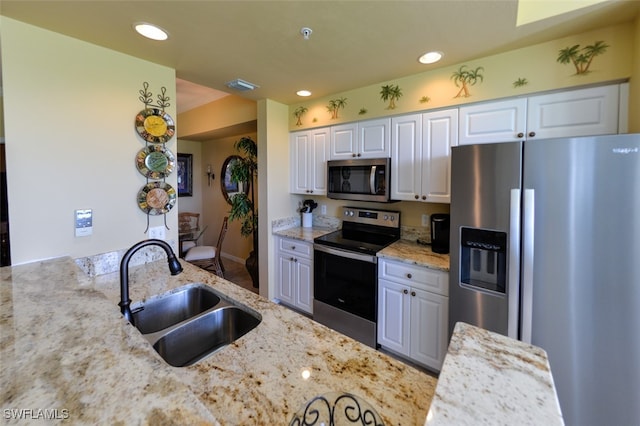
[1,247,562,425]
[1,256,435,424]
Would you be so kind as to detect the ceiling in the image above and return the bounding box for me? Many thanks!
[2,1,639,112]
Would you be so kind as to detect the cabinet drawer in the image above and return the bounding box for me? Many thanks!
[379,259,448,296]
[277,238,313,259]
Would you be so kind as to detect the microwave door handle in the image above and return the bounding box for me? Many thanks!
[370,165,377,194]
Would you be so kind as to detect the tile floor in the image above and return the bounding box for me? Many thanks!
[220,258,258,294]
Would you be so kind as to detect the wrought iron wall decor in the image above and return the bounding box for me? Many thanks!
[134,81,176,232]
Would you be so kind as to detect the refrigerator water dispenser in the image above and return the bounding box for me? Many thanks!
[460,227,507,294]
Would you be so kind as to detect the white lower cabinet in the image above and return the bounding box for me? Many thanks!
[377,258,449,371]
[274,237,313,314]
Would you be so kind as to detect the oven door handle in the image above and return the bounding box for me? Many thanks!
[314,244,377,264]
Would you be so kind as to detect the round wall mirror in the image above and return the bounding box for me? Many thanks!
[221,155,249,205]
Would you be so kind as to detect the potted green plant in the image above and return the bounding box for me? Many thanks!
[228,136,259,287]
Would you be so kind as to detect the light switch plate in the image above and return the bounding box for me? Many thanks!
[75,209,93,237]
[148,226,166,240]
[422,214,429,227]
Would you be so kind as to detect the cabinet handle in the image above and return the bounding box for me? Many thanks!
[517,132,524,138]
[406,273,412,279]
[411,291,416,297]
[528,131,536,137]
[403,289,408,294]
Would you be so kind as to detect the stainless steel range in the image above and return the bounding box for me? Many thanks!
[313,207,400,347]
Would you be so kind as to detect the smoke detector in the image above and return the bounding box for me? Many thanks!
[300,27,313,40]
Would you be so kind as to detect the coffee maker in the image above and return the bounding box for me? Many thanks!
[430,213,450,254]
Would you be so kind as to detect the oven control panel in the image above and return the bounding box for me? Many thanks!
[342,207,400,228]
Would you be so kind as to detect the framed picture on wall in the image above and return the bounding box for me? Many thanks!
[177,153,193,197]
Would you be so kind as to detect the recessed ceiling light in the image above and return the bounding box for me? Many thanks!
[134,23,169,41]
[297,90,312,97]
[418,51,443,64]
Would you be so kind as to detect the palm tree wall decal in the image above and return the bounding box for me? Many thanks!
[294,106,308,126]
[380,84,403,109]
[557,41,609,75]
[326,97,347,119]
[451,65,484,98]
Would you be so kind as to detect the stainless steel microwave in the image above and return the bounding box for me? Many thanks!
[327,158,392,202]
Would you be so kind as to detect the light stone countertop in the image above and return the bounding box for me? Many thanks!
[1,254,561,425]
[378,239,450,272]
[273,226,449,272]
[1,256,435,425]
[272,225,334,242]
[426,322,564,426]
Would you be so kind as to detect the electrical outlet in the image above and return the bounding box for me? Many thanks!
[422,214,429,227]
[148,226,166,240]
[321,204,327,215]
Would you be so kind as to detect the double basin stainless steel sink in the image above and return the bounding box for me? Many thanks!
[130,284,261,367]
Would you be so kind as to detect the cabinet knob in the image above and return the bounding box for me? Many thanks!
[421,195,426,200]
[414,195,419,200]
[411,291,416,297]
[403,289,408,295]
[352,153,357,157]
[292,246,296,250]
[528,131,536,137]
[290,257,295,261]
[517,132,524,138]
[406,273,412,279]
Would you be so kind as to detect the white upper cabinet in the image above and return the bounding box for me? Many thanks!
[459,84,622,145]
[391,109,457,203]
[459,98,527,145]
[421,109,458,203]
[391,114,422,201]
[290,127,330,195]
[330,118,391,160]
[527,84,619,140]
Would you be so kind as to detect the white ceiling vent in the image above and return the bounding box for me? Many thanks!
[225,79,259,91]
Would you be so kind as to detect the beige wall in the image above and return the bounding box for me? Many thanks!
[1,17,178,264]
[258,99,297,300]
[199,133,257,263]
[289,22,635,130]
[178,95,257,139]
[176,139,204,215]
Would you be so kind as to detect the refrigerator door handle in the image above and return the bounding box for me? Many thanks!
[508,189,521,339]
[520,188,535,343]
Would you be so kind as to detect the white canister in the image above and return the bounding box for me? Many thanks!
[302,212,313,228]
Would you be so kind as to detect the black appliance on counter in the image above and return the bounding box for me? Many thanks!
[430,213,450,254]
[313,206,401,348]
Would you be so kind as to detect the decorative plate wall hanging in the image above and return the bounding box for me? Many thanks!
[135,108,176,144]
[137,182,177,215]
[135,145,176,179]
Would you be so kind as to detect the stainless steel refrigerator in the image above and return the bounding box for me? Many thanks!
[449,134,640,426]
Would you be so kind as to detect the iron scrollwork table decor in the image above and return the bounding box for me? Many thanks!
[289,392,385,426]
